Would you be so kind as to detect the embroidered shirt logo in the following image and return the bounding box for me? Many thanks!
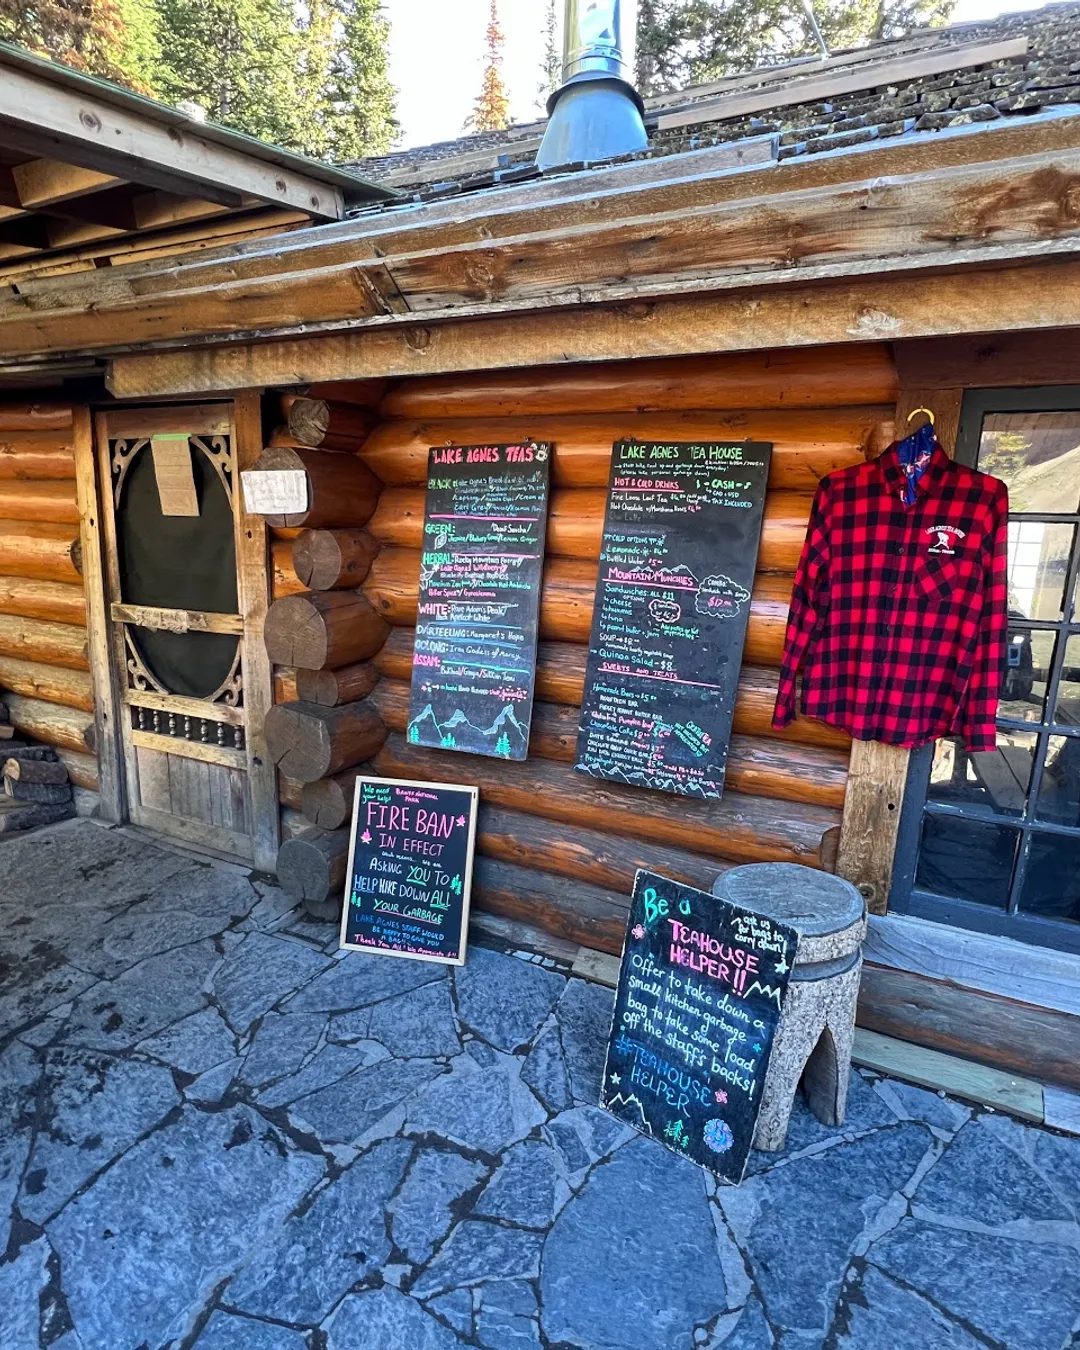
[926,524,966,556]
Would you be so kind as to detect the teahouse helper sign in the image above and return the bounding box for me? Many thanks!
[340,776,478,966]
[601,870,796,1184]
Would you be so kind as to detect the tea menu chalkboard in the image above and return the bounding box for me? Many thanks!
[601,870,797,1184]
[340,777,478,966]
[408,443,551,760]
[575,440,771,798]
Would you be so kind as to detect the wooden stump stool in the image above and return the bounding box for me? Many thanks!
[713,862,866,1152]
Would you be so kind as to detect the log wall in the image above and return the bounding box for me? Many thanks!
[270,343,898,948]
[0,405,97,786]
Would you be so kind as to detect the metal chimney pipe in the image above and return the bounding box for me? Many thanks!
[537,0,648,171]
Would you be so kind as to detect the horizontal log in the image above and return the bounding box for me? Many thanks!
[252,445,382,530]
[276,827,349,920]
[275,667,298,703]
[271,537,305,601]
[360,407,887,489]
[0,405,72,431]
[265,700,387,782]
[263,591,390,670]
[0,431,76,480]
[283,395,376,451]
[472,856,629,955]
[300,766,366,830]
[305,379,387,408]
[476,804,732,895]
[379,344,898,418]
[370,678,846,809]
[0,799,75,833]
[55,748,98,791]
[4,692,95,754]
[0,613,88,670]
[295,662,379,707]
[372,732,839,868]
[3,756,70,784]
[364,547,790,661]
[280,806,309,841]
[5,779,73,804]
[0,575,86,625]
[292,528,379,591]
[857,963,1080,1094]
[0,656,93,711]
[0,520,81,583]
[372,628,849,750]
[279,774,305,811]
[0,480,81,525]
[369,484,812,571]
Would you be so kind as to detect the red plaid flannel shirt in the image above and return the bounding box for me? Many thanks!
[773,442,1009,752]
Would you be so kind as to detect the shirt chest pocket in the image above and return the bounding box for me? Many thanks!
[913,554,981,605]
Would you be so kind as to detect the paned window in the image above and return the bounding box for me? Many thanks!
[892,391,1080,953]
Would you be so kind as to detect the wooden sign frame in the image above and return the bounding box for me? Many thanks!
[338,774,479,967]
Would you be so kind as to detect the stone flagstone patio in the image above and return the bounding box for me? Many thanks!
[1,817,1079,1350]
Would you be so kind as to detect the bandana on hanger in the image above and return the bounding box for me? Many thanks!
[895,421,937,506]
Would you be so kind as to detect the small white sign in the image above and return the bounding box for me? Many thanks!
[240,469,309,516]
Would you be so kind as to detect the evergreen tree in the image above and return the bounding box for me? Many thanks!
[537,0,560,111]
[468,0,511,133]
[154,0,306,147]
[0,0,160,90]
[318,0,398,159]
[635,0,955,95]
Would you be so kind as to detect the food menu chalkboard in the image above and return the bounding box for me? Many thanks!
[575,439,772,798]
[601,870,797,1185]
[339,777,479,966]
[408,443,551,760]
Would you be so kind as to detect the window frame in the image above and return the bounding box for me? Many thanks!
[890,385,1080,956]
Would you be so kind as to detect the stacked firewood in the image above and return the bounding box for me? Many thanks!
[0,697,75,834]
[257,388,390,920]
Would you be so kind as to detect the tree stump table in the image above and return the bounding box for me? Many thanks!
[713,862,866,1152]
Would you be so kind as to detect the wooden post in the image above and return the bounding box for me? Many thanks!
[835,387,963,914]
[75,408,123,820]
[233,391,281,873]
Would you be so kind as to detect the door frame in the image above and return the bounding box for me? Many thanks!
[86,393,279,870]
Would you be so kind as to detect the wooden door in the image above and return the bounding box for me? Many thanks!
[94,402,278,865]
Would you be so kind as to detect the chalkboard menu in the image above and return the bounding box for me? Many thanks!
[339,776,479,966]
[576,440,772,798]
[408,443,552,760]
[601,870,797,1184]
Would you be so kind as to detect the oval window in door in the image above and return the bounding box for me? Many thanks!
[116,438,240,700]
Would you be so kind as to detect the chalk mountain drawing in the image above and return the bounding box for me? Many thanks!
[408,702,528,754]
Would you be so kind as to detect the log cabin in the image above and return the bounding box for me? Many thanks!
[2,3,1080,1116]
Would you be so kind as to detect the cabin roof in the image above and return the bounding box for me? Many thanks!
[348,1,1075,200]
[0,39,394,281]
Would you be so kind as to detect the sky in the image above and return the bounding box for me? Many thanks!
[384,0,1061,151]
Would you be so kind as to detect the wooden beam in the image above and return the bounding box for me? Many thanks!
[73,405,121,820]
[107,257,1080,399]
[0,66,346,218]
[655,37,1029,131]
[894,329,1080,388]
[851,1028,1044,1123]
[835,386,963,914]
[233,390,281,872]
[11,159,125,209]
[11,108,1080,360]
